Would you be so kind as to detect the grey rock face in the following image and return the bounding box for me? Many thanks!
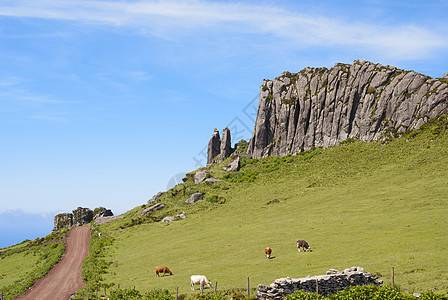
[141,203,166,216]
[256,266,382,299]
[247,59,448,159]
[72,207,93,227]
[185,193,203,204]
[194,171,207,184]
[207,128,235,165]
[148,192,164,204]
[54,207,95,230]
[225,156,240,172]
[93,207,114,219]
[207,128,221,166]
[220,128,232,160]
[54,213,73,230]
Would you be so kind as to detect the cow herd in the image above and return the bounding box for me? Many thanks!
[154,240,311,290]
[265,240,311,259]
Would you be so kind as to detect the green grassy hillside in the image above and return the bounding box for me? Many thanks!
[83,116,448,298]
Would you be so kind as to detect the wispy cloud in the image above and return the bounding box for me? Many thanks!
[0,1,446,60]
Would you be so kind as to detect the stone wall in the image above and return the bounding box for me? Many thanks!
[256,267,382,299]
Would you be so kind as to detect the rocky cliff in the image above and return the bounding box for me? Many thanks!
[247,59,448,159]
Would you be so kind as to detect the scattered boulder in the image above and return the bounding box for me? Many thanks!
[194,171,207,184]
[225,156,240,172]
[148,192,164,204]
[141,203,166,216]
[185,193,203,204]
[205,178,221,185]
[162,211,186,223]
[162,216,177,223]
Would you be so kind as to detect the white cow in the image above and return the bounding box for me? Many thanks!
[190,275,212,290]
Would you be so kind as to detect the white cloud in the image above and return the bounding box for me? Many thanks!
[0,1,446,60]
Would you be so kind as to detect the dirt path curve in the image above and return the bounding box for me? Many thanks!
[14,226,91,300]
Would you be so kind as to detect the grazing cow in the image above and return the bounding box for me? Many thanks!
[296,240,311,252]
[155,266,173,277]
[190,275,212,290]
[265,247,272,259]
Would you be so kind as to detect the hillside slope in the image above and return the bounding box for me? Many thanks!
[90,116,448,297]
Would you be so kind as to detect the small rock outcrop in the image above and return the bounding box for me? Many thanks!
[207,128,235,165]
[185,193,203,204]
[256,267,382,299]
[54,206,110,230]
[93,207,114,219]
[247,59,448,159]
[72,207,93,226]
[141,203,166,216]
[148,192,164,204]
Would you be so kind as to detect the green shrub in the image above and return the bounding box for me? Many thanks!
[286,290,325,299]
[109,288,142,300]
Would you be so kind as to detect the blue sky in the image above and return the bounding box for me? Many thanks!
[1,0,447,247]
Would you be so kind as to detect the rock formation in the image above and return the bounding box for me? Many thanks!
[247,59,448,159]
[256,266,382,299]
[141,203,165,216]
[207,128,221,165]
[148,192,164,204]
[54,206,113,230]
[93,207,113,219]
[207,128,235,165]
[220,127,232,159]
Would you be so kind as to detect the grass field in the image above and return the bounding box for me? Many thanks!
[88,118,448,298]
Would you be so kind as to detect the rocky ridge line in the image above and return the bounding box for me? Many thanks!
[247,59,448,158]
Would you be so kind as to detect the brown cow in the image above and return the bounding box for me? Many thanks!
[296,240,311,252]
[265,247,272,259]
[155,266,173,277]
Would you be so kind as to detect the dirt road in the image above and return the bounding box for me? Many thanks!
[14,226,91,300]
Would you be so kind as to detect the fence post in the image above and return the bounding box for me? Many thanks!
[176,287,179,300]
[316,279,319,295]
[201,281,204,295]
[247,276,250,298]
[105,286,107,297]
[215,282,217,294]
[118,283,120,289]
[392,267,395,290]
